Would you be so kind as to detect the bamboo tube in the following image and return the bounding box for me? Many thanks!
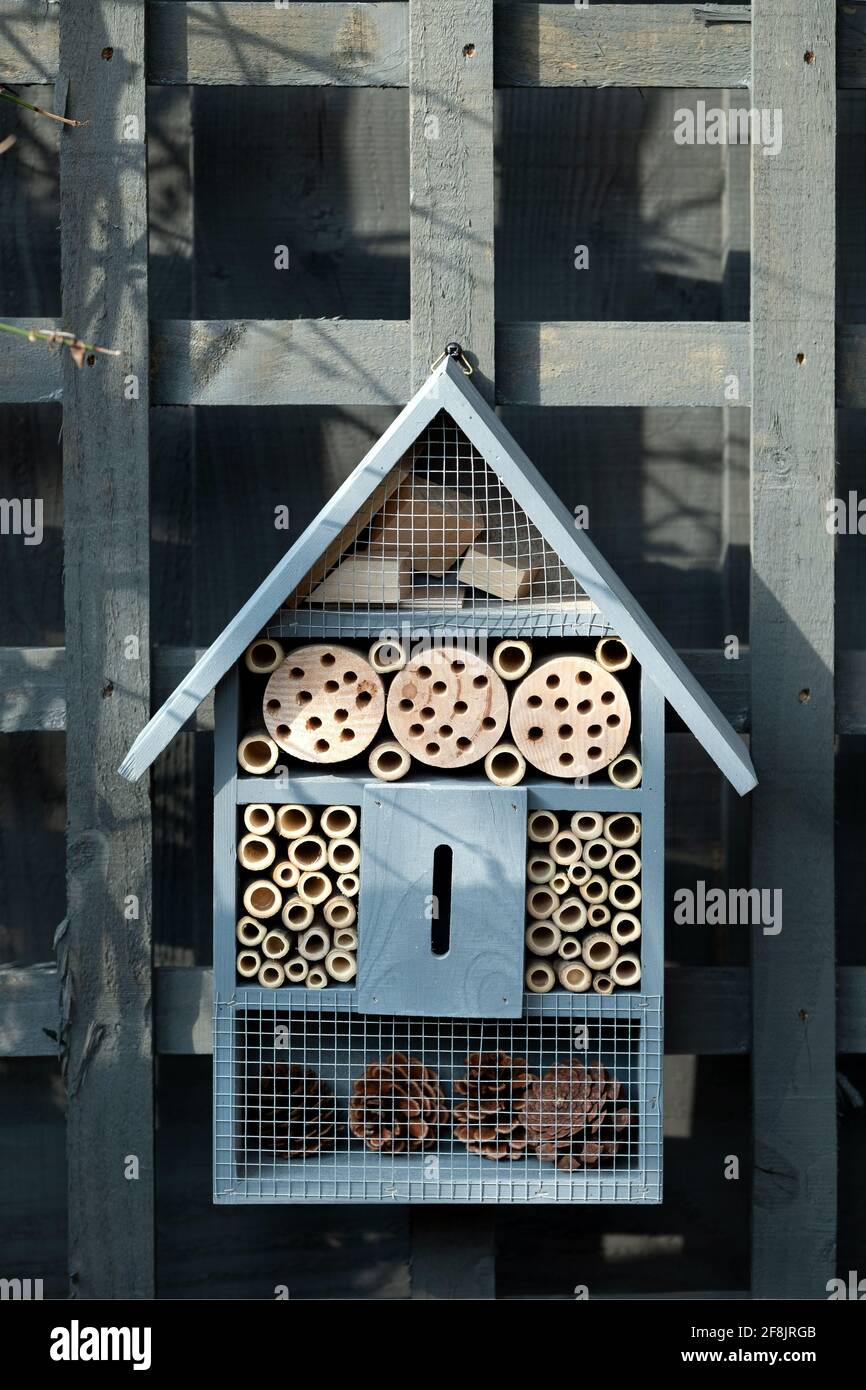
[243,803,276,835]
[281,896,315,931]
[237,832,276,872]
[558,936,582,960]
[552,897,587,931]
[306,966,329,990]
[327,837,360,873]
[524,921,561,957]
[368,740,412,781]
[526,884,560,921]
[259,960,285,989]
[242,879,282,919]
[603,812,641,849]
[609,879,642,911]
[595,636,632,673]
[526,853,555,885]
[320,804,358,838]
[236,949,261,979]
[288,834,328,871]
[484,743,526,786]
[298,925,331,961]
[492,639,532,681]
[237,730,279,774]
[610,848,641,880]
[297,871,332,907]
[550,830,582,865]
[557,960,592,993]
[592,974,614,996]
[325,949,357,983]
[611,953,641,987]
[333,926,358,951]
[579,874,609,905]
[272,859,300,890]
[587,903,611,928]
[323,895,356,929]
[527,810,558,844]
[525,958,556,993]
[583,837,612,870]
[337,872,360,898]
[608,750,642,789]
[611,912,642,946]
[244,637,285,675]
[582,932,618,971]
[571,811,604,840]
[236,916,266,947]
[262,928,292,960]
[275,804,314,839]
[368,637,408,674]
[284,956,308,984]
[567,861,592,889]
[550,871,570,896]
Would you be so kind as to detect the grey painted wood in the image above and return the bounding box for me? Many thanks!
[237,773,644,813]
[149,2,408,87]
[0,647,65,732]
[496,4,751,89]
[435,358,757,794]
[0,319,63,403]
[836,326,866,406]
[357,783,527,1017]
[60,0,153,1299]
[497,323,751,407]
[0,2,57,82]
[409,0,495,397]
[0,964,59,1055]
[638,673,664,998]
[151,320,409,406]
[213,673,239,999]
[750,0,836,1300]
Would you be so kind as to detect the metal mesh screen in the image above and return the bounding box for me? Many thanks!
[275,411,601,640]
[214,992,662,1203]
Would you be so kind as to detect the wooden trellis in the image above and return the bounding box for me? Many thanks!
[0,0,859,1298]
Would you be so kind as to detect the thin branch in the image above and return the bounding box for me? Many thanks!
[0,322,120,368]
[0,86,86,128]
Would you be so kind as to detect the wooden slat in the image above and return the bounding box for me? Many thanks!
[409,0,495,397]
[60,0,154,1299]
[148,1,408,86]
[0,1,57,82]
[0,319,63,403]
[838,3,866,87]
[21,964,866,1057]
[750,0,837,1300]
[496,4,751,89]
[497,323,751,407]
[0,647,66,733]
[150,320,409,406]
[836,325,866,406]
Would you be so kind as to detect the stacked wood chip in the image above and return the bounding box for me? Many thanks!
[248,1062,336,1159]
[349,1052,449,1153]
[518,1061,633,1170]
[453,1051,539,1160]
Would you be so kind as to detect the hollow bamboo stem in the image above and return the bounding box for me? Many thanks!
[337,872,360,898]
[550,871,570,896]
[327,837,360,873]
[243,803,276,835]
[236,916,266,947]
[524,921,562,957]
[550,830,582,865]
[236,949,261,979]
[558,936,582,960]
[525,958,556,993]
[526,884,560,921]
[237,730,279,774]
[242,879,283,919]
[288,834,328,871]
[262,928,292,960]
[592,973,614,995]
[583,837,612,870]
[587,903,611,928]
[579,874,609,905]
[610,848,641,880]
[333,926,358,951]
[583,931,619,971]
[492,639,532,681]
[298,926,331,961]
[527,810,558,843]
[603,812,641,849]
[552,897,587,931]
[368,740,411,781]
[297,871,332,907]
[306,966,329,990]
[526,854,555,885]
[281,896,315,931]
[484,743,526,786]
[323,895,357,929]
[244,637,285,675]
[284,956,309,984]
[567,861,592,889]
[611,953,641,987]
[325,949,357,983]
[272,860,300,890]
[595,636,632,673]
[258,960,285,989]
[570,811,604,840]
[275,804,314,839]
[608,750,642,789]
[611,912,642,946]
[557,960,592,993]
[609,879,642,911]
[320,804,358,838]
[368,637,408,674]
[237,832,276,872]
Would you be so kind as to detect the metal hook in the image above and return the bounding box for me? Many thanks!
[431,341,473,375]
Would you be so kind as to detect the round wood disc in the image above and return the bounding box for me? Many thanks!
[510,655,630,778]
[386,644,508,768]
[263,644,385,763]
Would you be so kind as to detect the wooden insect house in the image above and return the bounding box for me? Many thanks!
[121,354,756,1205]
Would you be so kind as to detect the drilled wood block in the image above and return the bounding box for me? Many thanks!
[458,531,543,600]
[367,480,484,575]
[386,644,508,768]
[263,644,385,763]
[510,655,631,779]
[305,554,412,605]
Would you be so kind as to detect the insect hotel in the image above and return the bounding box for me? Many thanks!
[121,353,756,1205]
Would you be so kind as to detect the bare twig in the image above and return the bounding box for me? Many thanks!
[0,85,86,128]
[0,322,120,368]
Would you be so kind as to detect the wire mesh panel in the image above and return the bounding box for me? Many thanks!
[214,991,662,1203]
[275,411,601,639]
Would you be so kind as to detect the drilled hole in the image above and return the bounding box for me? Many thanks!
[432,680,447,694]
[290,666,304,679]
[587,724,602,737]
[438,725,453,738]
[473,675,488,688]
[306,716,322,730]
[343,670,357,683]
[418,664,432,679]
[321,653,336,666]
[601,690,615,706]
[558,724,573,739]
[420,706,435,719]
[339,728,355,741]
[527,694,543,709]
[451,659,465,673]
[356,691,373,707]
[588,746,602,759]
[409,723,424,737]
[577,671,592,686]
[559,752,574,766]
[266,699,281,713]
[481,716,495,730]
[554,697,568,711]
[324,680,339,692]
[606,714,620,728]
[398,698,413,712]
[275,724,290,739]
[298,690,312,704]
[453,700,468,714]
[545,674,560,689]
[456,736,472,752]
[425,742,440,756]
[528,726,544,741]
[577,699,593,715]
[315,739,329,753]
[334,708,348,723]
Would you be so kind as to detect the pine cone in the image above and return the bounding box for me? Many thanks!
[249,1062,336,1159]
[349,1052,449,1153]
[519,1061,633,1170]
[453,1051,539,1160]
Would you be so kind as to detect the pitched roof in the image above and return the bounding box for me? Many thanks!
[120,356,756,793]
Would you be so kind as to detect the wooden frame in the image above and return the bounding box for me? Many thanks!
[0,0,854,1297]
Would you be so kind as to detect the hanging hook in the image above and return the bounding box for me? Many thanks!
[431,341,473,375]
